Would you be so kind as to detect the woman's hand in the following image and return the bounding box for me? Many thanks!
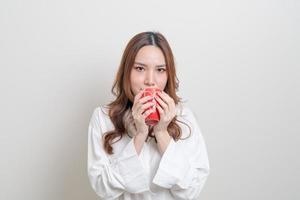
[153,91,176,133]
[131,89,156,136]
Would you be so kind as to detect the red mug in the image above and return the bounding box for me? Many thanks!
[141,87,161,126]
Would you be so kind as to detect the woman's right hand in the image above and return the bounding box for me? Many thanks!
[131,89,155,136]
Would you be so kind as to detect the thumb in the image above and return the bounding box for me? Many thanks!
[127,122,137,137]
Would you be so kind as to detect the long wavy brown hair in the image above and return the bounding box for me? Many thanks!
[103,31,191,155]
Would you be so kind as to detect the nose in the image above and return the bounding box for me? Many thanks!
[144,70,155,87]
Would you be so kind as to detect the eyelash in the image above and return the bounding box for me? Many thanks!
[134,66,166,72]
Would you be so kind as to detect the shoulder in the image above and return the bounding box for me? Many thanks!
[91,105,109,117]
[88,105,115,136]
[89,105,111,127]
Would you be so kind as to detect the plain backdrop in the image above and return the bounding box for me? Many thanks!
[0,0,299,199]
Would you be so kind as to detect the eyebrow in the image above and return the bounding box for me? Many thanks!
[134,62,166,68]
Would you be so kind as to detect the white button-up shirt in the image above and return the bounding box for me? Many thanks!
[87,103,210,200]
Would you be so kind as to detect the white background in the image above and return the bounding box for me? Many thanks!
[0,0,299,199]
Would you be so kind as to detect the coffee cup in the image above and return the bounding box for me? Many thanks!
[141,87,161,126]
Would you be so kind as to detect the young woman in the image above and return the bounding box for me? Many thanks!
[87,31,210,200]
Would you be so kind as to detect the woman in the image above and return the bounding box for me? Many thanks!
[87,31,210,200]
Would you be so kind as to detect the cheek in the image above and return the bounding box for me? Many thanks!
[130,71,144,84]
[130,71,144,93]
[159,73,168,83]
[156,74,168,88]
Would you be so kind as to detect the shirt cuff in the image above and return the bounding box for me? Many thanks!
[152,138,191,189]
[114,138,150,193]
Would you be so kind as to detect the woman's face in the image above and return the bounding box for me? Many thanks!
[130,45,168,96]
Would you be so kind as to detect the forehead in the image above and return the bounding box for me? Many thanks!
[134,45,166,64]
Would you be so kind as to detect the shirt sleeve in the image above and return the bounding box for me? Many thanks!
[87,107,149,199]
[152,107,210,200]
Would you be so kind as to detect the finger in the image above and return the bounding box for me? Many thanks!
[156,102,164,115]
[134,95,155,113]
[155,94,168,111]
[158,92,176,112]
[141,101,155,111]
[133,89,145,103]
[128,122,137,132]
[142,109,155,119]
[127,123,138,137]
[139,95,154,105]
[156,91,171,106]
[138,101,155,115]
[132,90,147,111]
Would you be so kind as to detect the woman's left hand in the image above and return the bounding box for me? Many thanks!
[153,91,176,133]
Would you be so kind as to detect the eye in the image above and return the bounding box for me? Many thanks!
[134,66,144,72]
[157,68,166,72]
